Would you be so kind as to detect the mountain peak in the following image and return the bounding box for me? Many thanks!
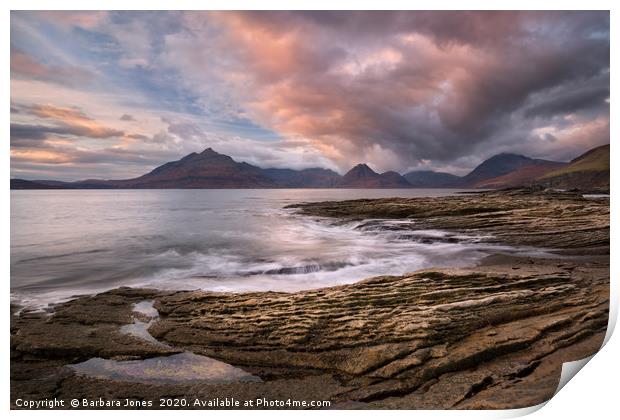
[200,147,218,155]
[340,163,410,188]
[340,163,380,186]
[178,148,225,163]
[461,152,564,186]
[346,163,377,175]
[489,152,529,160]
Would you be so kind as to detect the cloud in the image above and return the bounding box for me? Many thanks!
[11,50,94,87]
[10,102,170,158]
[10,11,610,179]
[15,104,125,139]
[10,123,94,143]
[161,11,608,171]
[11,142,179,167]
[522,72,610,119]
[148,130,176,144]
[28,11,109,30]
[155,116,336,170]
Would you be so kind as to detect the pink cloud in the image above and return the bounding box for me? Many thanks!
[173,11,608,171]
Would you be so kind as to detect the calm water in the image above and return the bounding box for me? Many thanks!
[70,299,261,384]
[11,189,543,310]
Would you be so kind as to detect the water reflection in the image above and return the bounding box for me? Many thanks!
[70,300,261,385]
[69,352,261,385]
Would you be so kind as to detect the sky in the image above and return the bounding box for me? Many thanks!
[10,11,610,181]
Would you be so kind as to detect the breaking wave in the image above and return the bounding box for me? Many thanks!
[11,189,557,311]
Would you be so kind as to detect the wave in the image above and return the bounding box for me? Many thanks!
[15,248,109,264]
[244,260,357,276]
[11,202,558,312]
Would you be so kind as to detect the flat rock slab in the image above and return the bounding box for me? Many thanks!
[287,188,609,252]
[11,189,609,409]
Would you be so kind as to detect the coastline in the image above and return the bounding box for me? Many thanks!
[11,189,610,409]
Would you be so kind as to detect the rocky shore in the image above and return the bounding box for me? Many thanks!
[11,189,609,409]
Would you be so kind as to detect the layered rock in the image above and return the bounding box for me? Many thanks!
[288,188,609,253]
[11,189,609,409]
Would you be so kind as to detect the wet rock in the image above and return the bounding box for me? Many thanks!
[11,190,609,409]
[287,188,609,252]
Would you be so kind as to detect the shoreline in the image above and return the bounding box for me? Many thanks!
[11,189,610,409]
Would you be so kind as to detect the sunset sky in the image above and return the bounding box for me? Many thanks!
[11,11,610,180]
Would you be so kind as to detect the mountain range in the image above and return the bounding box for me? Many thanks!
[11,144,609,191]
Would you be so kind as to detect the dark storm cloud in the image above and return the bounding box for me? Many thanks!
[11,124,53,141]
[10,11,610,178]
[522,72,610,119]
[201,11,609,170]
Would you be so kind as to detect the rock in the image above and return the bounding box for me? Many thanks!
[11,190,609,409]
[286,188,609,252]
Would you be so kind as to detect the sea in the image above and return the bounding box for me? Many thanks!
[11,189,548,310]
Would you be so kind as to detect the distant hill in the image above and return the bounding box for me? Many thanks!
[10,179,65,189]
[11,149,396,189]
[10,145,608,190]
[538,144,609,190]
[460,153,565,187]
[117,148,274,188]
[338,164,411,188]
[403,170,461,188]
[263,167,341,188]
[473,161,567,189]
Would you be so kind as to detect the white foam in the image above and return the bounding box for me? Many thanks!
[11,191,559,310]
